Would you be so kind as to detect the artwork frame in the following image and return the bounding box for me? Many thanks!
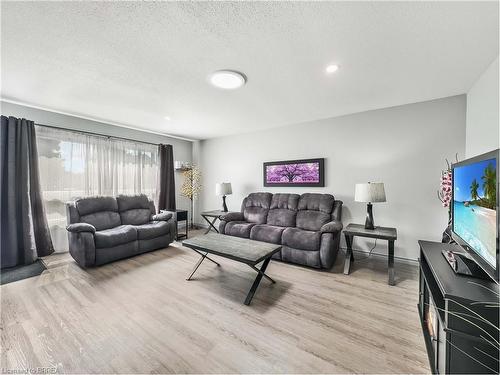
[263,158,325,187]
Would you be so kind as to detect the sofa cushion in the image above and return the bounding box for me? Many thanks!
[243,207,269,224]
[242,192,272,224]
[75,196,121,231]
[296,210,332,231]
[80,211,121,231]
[94,225,137,248]
[95,241,138,265]
[266,193,299,227]
[298,193,335,213]
[282,227,321,251]
[76,196,118,216]
[281,246,321,268]
[250,224,285,244]
[116,195,152,225]
[267,209,297,227]
[244,192,273,209]
[296,193,335,231]
[135,221,170,240]
[121,209,152,225]
[270,193,300,210]
[224,221,256,238]
[116,194,150,211]
[138,236,171,253]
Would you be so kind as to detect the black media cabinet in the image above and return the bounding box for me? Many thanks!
[418,241,499,374]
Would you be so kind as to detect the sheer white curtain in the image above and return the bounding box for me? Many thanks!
[36,126,158,252]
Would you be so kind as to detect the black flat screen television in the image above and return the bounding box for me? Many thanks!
[451,149,499,283]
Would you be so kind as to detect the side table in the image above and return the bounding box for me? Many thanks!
[343,223,398,285]
[200,210,230,234]
[161,209,188,240]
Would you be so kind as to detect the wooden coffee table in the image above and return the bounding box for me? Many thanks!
[182,233,281,305]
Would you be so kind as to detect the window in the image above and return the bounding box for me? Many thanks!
[36,126,158,252]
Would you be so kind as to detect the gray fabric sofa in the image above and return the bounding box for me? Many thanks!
[219,193,343,269]
[65,194,176,267]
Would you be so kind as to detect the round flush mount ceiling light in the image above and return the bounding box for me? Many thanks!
[209,70,247,89]
[326,64,339,74]
[164,116,171,121]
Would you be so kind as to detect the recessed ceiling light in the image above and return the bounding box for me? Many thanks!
[326,64,339,74]
[164,116,171,121]
[209,70,246,89]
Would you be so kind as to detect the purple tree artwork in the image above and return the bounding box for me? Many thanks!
[263,158,324,187]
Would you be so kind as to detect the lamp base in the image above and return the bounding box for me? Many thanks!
[365,203,375,230]
[222,195,228,212]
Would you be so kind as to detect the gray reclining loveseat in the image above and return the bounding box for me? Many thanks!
[219,193,343,269]
[66,194,176,267]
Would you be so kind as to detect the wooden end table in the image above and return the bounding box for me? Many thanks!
[200,210,232,234]
[161,209,188,240]
[343,223,398,286]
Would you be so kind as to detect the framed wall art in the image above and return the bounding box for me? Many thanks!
[263,158,325,187]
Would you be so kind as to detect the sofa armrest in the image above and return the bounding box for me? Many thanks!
[66,223,96,234]
[319,221,343,269]
[220,212,244,222]
[67,231,96,267]
[152,212,173,221]
[320,220,343,234]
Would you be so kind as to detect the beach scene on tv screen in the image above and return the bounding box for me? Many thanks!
[453,158,497,268]
[266,162,320,184]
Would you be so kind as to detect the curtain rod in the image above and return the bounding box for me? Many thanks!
[35,123,160,147]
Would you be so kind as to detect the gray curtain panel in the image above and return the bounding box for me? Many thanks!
[0,116,54,268]
[156,144,176,211]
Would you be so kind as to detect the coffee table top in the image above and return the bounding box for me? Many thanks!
[182,233,281,265]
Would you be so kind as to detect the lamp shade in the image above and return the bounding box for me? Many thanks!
[216,182,232,196]
[354,182,386,203]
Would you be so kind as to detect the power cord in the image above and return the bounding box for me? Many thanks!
[341,239,378,261]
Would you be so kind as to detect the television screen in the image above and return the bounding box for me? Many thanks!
[453,157,497,269]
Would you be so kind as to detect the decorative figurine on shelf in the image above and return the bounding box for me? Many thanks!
[180,166,202,229]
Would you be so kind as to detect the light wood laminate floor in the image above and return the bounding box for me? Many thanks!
[1,231,429,374]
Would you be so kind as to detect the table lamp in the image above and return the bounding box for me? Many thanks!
[354,182,386,230]
[216,182,232,212]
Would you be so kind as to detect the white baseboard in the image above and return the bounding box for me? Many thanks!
[340,247,418,264]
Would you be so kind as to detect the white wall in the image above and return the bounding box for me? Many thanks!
[466,56,499,158]
[1,101,194,215]
[196,95,466,260]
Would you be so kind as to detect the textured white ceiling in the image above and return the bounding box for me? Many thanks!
[1,1,498,140]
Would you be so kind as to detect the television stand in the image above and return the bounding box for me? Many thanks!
[418,241,499,374]
[441,249,490,280]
